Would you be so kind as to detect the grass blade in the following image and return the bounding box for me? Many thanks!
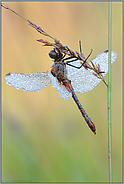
[108,1,113,182]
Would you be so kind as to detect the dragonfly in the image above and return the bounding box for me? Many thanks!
[2,3,117,134]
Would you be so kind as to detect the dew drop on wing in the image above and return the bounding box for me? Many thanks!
[5,72,51,91]
[47,71,72,99]
[67,50,117,93]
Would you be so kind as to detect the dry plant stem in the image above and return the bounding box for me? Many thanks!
[108,2,113,182]
[1,2,108,87]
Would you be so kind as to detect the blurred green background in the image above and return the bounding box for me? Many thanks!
[2,2,122,183]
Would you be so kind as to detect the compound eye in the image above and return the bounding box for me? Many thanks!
[49,49,57,59]
[49,48,63,60]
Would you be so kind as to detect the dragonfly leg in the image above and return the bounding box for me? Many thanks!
[64,49,93,69]
[61,45,93,70]
[66,63,83,69]
[66,49,94,69]
[84,49,93,63]
[65,46,74,56]
[62,56,77,62]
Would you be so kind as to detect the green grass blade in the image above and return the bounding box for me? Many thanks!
[108,1,113,182]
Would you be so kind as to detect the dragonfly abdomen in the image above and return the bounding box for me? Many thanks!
[72,91,96,135]
[62,78,96,134]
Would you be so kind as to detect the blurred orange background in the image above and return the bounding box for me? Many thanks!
[2,2,122,182]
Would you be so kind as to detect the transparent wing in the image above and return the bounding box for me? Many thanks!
[47,71,72,99]
[66,50,117,93]
[5,72,51,91]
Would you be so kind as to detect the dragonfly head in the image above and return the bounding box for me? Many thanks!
[49,48,63,61]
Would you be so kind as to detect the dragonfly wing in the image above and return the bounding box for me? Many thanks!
[67,50,117,93]
[5,72,51,91]
[47,71,72,99]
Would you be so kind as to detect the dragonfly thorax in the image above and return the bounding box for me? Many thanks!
[49,47,68,83]
[51,62,67,83]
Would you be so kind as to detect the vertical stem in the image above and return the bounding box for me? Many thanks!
[108,2,113,182]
